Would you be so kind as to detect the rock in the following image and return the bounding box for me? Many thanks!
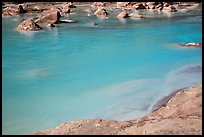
[17,18,42,31]
[94,8,108,17]
[180,42,202,47]
[47,23,56,28]
[133,3,146,10]
[2,11,13,16]
[116,2,130,7]
[84,8,92,13]
[61,4,71,14]
[162,5,177,12]
[2,4,26,16]
[146,2,156,9]
[32,85,202,135]
[66,2,76,8]
[92,2,106,7]
[117,10,129,18]
[129,13,143,19]
[35,11,61,24]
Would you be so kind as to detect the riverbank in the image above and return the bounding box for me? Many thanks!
[32,85,202,135]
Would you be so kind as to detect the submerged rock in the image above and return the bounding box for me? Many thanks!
[17,18,42,31]
[129,13,143,19]
[84,8,92,13]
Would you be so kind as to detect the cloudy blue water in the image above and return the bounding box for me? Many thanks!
[2,6,202,134]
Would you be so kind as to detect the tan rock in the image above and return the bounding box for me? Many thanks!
[162,6,177,12]
[117,10,129,18]
[92,2,106,7]
[133,3,146,10]
[116,2,130,7]
[47,23,56,28]
[17,18,42,31]
[35,11,61,24]
[94,8,108,17]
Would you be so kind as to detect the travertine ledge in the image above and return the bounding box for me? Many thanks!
[32,85,202,135]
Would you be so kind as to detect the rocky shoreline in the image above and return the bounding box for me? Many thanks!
[32,85,202,135]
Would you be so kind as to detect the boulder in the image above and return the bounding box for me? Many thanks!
[92,2,106,7]
[47,23,56,28]
[35,11,61,24]
[146,2,156,9]
[2,11,13,16]
[133,3,146,10]
[162,5,177,12]
[180,42,202,47]
[117,10,129,18]
[66,2,76,8]
[94,8,108,16]
[17,18,42,31]
[116,2,130,7]
[61,4,71,14]
[129,13,143,19]
[2,4,26,16]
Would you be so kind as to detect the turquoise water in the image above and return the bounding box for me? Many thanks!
[2,6,202,134]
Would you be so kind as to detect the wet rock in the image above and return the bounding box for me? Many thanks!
[117,10,129,18]
[129,13,143,19]
[180,42,202,47]
[116,2,130,7]
[17,18,42,31]
[35,11,61,24]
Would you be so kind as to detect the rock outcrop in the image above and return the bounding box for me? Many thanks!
[32,85,202,135]
[17,18,42,31]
